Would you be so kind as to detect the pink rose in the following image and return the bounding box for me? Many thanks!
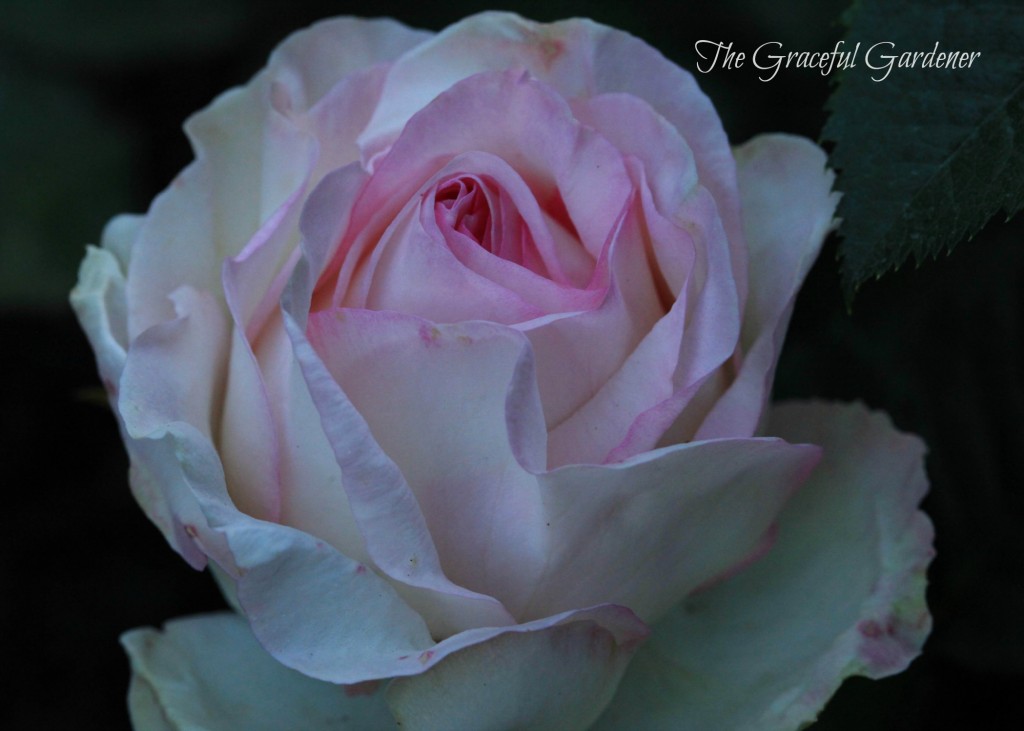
[71,12,933,730]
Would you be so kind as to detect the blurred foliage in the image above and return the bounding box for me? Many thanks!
[1,0,1020,729]
[824,0,1024,301]
[0,68,133,304]
[0,0,245,63]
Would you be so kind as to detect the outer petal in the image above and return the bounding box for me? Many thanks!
[70,246,126,389]
[117,287,234,570]
[594,401,933,731]
[524,436,820,622]
[113,279,442,685]
[126,17,429,335]
[386,617,640,731]
[691,134,838,440]
[69,214,141,394]
[122,613,396,731]
[266,17,431,113]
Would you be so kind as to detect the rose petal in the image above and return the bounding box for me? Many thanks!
[234,524,649,683]
[214,164,378,569]
[286,308,518,636]
[305,308,541,621]
[358,12,598,164]
[539,92,745,465]
[267,17,430,114]
[329,68,631,314]
[354,189,548,325]
[126,18,428,336]
[587,24,748,308]
[425,158,595,290]
[153,24,433,529]
[223,517,438,681]
[250,311,371,565]
[126,81,299,336]
[539,237,685,466]
[524,436,820,622]
[122,612,396,730]
[692,134,839,440]
[117,287,236,570]
[544,176,741,465]
[114,284,446,684]
[216,327,282,522]
[362,11,746,304]
[594,401,933,730]
[387,614,644,731]
[572,93,698,229]
[355,151,603,322]
[70,214,138,393]
[600,181,740,461]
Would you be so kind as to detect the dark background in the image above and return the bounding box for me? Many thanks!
[2,0,1021,728]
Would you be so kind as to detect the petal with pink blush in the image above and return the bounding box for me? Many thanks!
[351,152,604,324]
[333,68,630,312]
[359,194,547,325]
[603,182,741,461]
[540,175,741,466]
[541,250,682,466]
[572,93,698,225]
[523,94,742,465]
[216,85,399,527]
[361,11,746,303]
[595,401,932,731]
[586,19,748,309]
[426,153,598,293]
[217,190,312,526]
[695,135,838,440]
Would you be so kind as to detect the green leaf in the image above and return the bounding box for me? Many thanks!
[823,0,1024,301]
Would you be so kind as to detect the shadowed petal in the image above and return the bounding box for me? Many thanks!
[388,613,645,731]
[595,401,933,731]
[525,436,820,622]
[122,613,397,730]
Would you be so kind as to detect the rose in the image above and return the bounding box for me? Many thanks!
[71,12,933,731]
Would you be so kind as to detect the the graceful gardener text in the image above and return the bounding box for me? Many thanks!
[694,40,981,82]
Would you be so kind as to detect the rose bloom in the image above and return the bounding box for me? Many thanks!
[72,12,933,731]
